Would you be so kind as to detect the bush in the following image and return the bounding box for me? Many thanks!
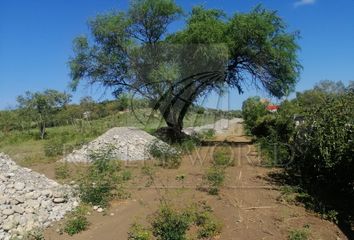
[288,228,309,240]
[64,215,89,236]
[292,93,354,199]
[63,206,90,235]
[242,96,268,134]
[151,204,191,240]
[78,148,129,206]
[148,140,181,169]
[204,166,225,195]
[128,223,152,240]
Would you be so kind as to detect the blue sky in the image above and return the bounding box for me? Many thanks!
[0,0,353,110]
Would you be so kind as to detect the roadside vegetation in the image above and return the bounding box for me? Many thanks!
[128,201,222,240]
[242,80,354,230]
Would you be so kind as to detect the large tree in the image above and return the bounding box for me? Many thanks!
[69,0,301,140]
[17,90,71,139]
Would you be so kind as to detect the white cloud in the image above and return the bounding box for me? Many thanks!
[294,0,316,7]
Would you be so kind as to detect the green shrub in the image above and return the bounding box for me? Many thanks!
[212,145,234,167]
[292,92,354,200]
[149,140,181,169]
[151,205,191,240]
[134,202,222,240]
[128,223,152,240]
[63,205,90,236]
[242,96,268,134]
[78,148,129,206]
[197,218,222,239]
[288,228,309,240]
[204,167,225,195]
[64,215,89,235]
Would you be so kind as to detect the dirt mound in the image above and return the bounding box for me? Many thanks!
[62,127,162,163]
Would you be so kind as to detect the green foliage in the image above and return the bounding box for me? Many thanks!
[177,137,200,153]
[44,137,65,157]
[189,202,222,239]
[197,129,215,140]
[17,89,71,139]
[78,149,129,206]
[64,206,90,236]
[212,145,234,167]
[128,223,152,240]
[204,166,225,195]
[243,83,354,226]
[288,227,309,240]
[242,97,268,134]
[150,202,221,240]
[70,1,300,134]
[292,92,354,195]
[148,140,181,168]
[151,204,191,240]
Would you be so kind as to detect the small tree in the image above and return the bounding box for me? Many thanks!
[17,90,71,139]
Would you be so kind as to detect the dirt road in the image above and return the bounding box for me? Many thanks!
[43,122,347,239]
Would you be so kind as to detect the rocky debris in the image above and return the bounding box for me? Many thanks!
[0,153,78,240]
[62,127,165,163]
[183,118,244,135]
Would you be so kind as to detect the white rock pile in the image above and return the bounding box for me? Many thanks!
[0,153,78,240]
[184,118,244,135]
[62,127,161,163]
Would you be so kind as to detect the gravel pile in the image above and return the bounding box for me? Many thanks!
[62,127,161,163]
[0,153,78,240]
[183,118,243,135]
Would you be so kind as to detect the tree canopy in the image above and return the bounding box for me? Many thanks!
[69,0,301,139]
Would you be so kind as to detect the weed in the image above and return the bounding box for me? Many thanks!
[64,215,89,236]
[288,227,309,240]
[151,204,192,240]
[204,167,225,195]
[141,165,155,187]
[128,223,152,240]
[63,205,90,236]
[54,163,71,180]
[78,148,129,206]
[212,145,234,167]
[149,140,181,169]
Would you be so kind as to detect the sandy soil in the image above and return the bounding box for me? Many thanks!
[36,122,347,240]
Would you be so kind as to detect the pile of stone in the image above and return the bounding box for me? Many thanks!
[0,153,78,240]
[62,127,163,163]
[183,118,243,135]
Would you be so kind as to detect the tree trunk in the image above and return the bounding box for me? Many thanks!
[39,121,46,140]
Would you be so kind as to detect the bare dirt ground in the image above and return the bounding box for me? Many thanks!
[37,123,346,240]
